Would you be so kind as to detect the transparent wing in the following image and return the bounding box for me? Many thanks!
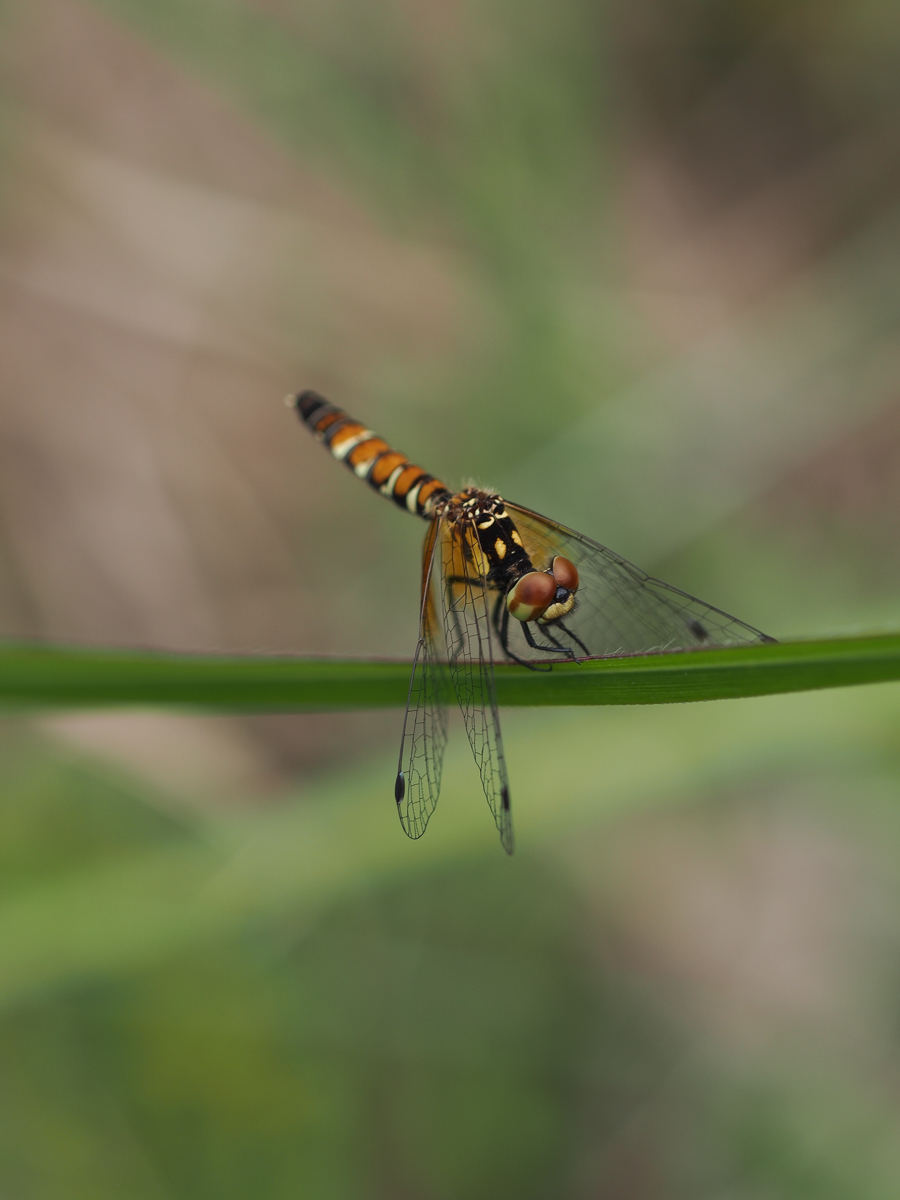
[441,517,514,855]
[504,502,773,661]
[395,519,450,840]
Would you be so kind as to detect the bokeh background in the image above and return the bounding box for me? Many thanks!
[2,0,900,1195]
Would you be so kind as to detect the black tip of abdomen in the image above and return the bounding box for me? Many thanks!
[295,389,331,422]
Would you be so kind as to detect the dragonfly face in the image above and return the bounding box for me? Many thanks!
[291,389,774,855]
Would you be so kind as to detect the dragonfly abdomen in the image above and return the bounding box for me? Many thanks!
[291,390,451,519]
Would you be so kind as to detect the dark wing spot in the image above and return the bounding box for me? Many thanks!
[394,772,406,803]
[501,785,510,811]
[687,619,709,641]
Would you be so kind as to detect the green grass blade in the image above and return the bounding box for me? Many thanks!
[0,634,898,710]
[1,683,900,1010]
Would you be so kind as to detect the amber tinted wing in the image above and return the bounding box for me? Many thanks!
[395,519,450,839]
[441,516,514,854]
[504,502,773,660]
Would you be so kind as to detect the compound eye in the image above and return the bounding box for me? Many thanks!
[506,571,556,622]
[551,556,579,592]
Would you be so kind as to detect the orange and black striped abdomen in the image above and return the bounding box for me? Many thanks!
[292,390,451,519]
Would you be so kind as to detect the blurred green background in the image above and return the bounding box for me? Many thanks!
[2,0,900,1195]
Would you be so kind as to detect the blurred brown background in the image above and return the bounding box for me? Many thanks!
[2,1,900,1196]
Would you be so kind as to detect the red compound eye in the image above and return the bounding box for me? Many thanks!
[506,571,556,622]
[551,556,579,591]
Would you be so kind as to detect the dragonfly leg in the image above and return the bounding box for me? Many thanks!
[550,619,591,658]
[522,619,577,661]
[498,601,551,671]
[534,624,579,660]
[491,590,505,640]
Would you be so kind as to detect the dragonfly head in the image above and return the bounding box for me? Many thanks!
[506,556,579,623]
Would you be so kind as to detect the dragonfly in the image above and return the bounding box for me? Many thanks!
[290,390,774,854]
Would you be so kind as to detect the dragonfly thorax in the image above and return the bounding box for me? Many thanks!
[436,488,580,625]
[439,488,534,586]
